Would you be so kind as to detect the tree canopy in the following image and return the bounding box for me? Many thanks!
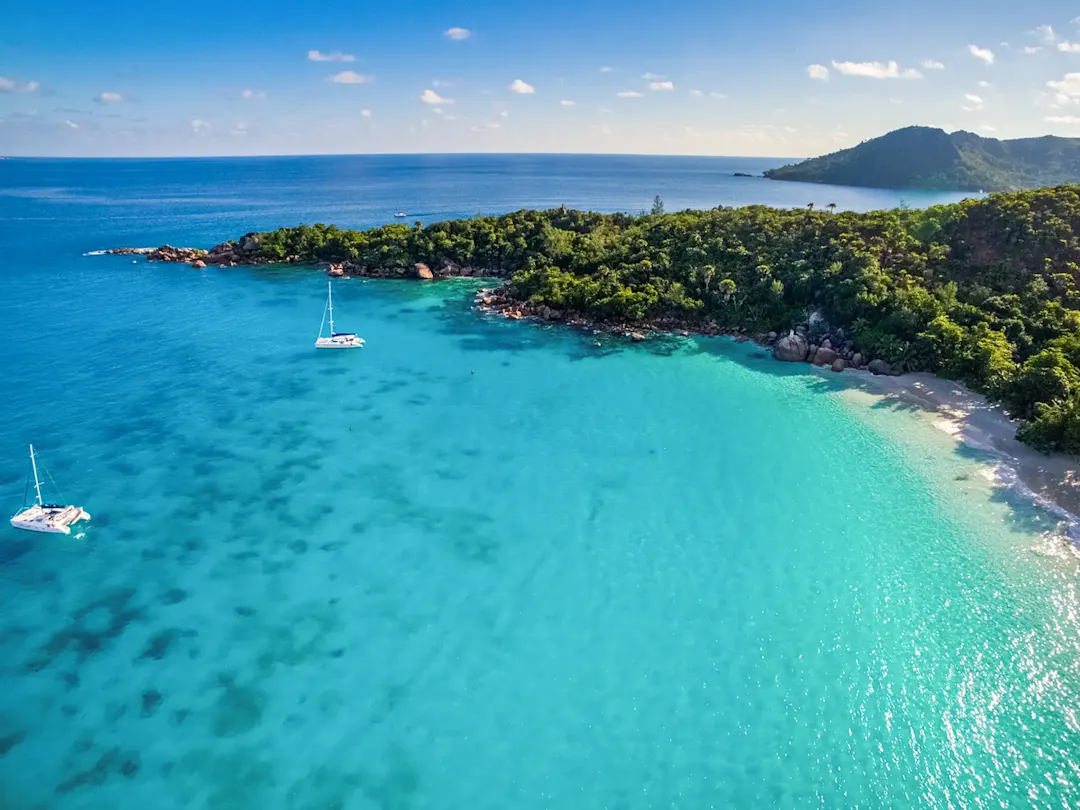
[243,185,1080,454]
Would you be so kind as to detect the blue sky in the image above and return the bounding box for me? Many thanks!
[2,0,1080,157]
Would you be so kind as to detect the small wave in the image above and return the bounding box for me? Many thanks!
[989,462,1080,547]
[83,250,108,256]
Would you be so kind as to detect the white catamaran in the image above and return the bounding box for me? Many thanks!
[315,279,365,349]
[10,445,91,534]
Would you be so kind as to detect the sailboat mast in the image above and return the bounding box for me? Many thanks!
[28,444,43,506]
[327,280,335,335]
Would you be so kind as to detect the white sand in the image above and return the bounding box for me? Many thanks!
[842,369,1080,542]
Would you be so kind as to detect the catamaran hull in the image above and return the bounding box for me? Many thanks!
[10,507,91,535]
[315,337,364,349]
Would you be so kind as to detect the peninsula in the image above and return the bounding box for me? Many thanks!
[112,185,1080,455]
[765,126,1080,192]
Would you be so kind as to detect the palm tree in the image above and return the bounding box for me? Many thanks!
[806,202,815,212]
[827,203,837,214]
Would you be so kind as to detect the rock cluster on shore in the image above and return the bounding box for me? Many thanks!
[764,328,892,374]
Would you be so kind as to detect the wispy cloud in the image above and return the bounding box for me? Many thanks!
[241,89,267,100]
[1047,115,1080,123]
[230,122,248,136]
[1023,46,1042,55]
[962,93,984,111]
[599,66,613,73]
[63,119,78,129]
[420,89,452,104]
[709,92,727,99]
[560,99,575,106]
[0,76,40,93]
[1059,41,1080,53]
[509,78,535,94]
[308,50,355,62]
[617,90,643,98]
[443,27,471,40]
[979,124,996,133]
[95,91,122,103]
[1033,24,1057,42]
[806,64,829,81]
[689,89,704,97]
[361,109,371,117]
[920,59,945,69]
[642,72,662,80]
[190,119,210,132]
[831,61,921,79]
[649,81,674,91]
[1048,73,1080,104]
[968,45,994,64]
[432,79,454,88]
[977,80,991,88]
[330,71,372,84]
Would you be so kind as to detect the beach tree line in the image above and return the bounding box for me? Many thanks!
[250,186,1080,454]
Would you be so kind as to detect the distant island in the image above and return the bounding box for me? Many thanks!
[765,126,1080,192]
[109,186,1080,455]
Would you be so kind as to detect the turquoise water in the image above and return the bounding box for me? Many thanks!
[1,156,1078,809]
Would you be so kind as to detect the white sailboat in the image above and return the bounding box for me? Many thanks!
[9,445,91,534]
[315,279,365,349]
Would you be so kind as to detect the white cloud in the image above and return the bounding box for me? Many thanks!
[1047,115,1080,123]
[443,27,471,40]
[1034,24,1056,42]
[977,80,991,88]
[361,109,372,117]
[689,89,704,97]
[190,119,210,132]
[432,107,444,115]
[979,123,996,133]
[560,99,575,106]
[1059,42,1080,53]
[241,89,267,100]
[968,45,994,64]
[617,91,643,98]
[330,71,372,84]
[831,61,922,79]
[709,92,727,99]
[509,78,535,94]
[642,72,662,80]
[889,97,903,104]
[1023,46,1042,55]
[806,64,829,81]
[0,76,40,93]
[420,88,452,104]
[308,50,355,62]
[649,81,674,91]
[599,66,613,73]
[63,119,78,129]
[96,91,122,103]
[230,122,248,136]
[1047,73,1080,103]
[432,79,454,88]
[499,109,508,118]
[921,59,945,69]
[962,93,984,111]
[783,125,798,133]
[470,121,501,132]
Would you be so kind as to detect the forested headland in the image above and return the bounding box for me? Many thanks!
[146,186,1080,455]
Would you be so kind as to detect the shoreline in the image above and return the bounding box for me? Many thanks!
[848,370,1080,546]
[95,246,1080,544]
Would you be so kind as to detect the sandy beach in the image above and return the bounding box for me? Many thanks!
[845,369,1080,543]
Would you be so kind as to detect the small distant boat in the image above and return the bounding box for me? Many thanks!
[315,280,365,349]
[394,212,407,218]
[10,445,90,534]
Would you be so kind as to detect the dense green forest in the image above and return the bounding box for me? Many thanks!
[235,186,1080,454]
[765,126,1080,192]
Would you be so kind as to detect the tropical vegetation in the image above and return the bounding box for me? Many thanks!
[244,185,1080,454]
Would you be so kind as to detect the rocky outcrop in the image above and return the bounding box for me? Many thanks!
[190,260,206,269]
[148,245,208,263]
[328,263,345,277]
[812,347,838,366]
[851,353,864,369]
[831,358,847,372]
[101,247,155,255]
[868,359,893,376]
[773,333,809,362]
[415,263,434,280]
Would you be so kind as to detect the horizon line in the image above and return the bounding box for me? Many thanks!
[0,151,809,162]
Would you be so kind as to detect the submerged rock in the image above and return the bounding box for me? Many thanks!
[812,347,838,366]
[773,333,809,362]
[190,260,206,269]
[831,358,847,372]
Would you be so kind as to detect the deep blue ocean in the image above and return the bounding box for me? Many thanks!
[1,154,1078,810]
